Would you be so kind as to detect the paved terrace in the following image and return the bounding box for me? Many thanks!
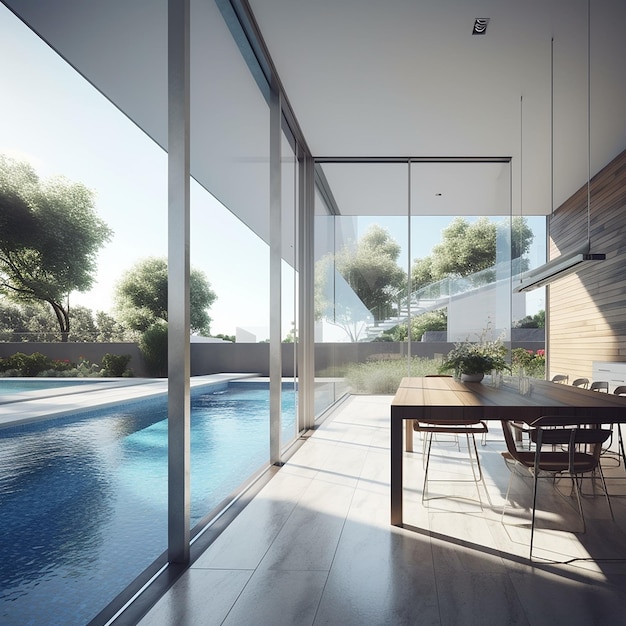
[4,384,626,624]
[133,394,626,626]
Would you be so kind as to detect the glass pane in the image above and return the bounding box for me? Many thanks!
[314,163,408,407]
[189,0,271,530]
[409,161,516,374]
[281,128,299,443]
[0,5,169,623]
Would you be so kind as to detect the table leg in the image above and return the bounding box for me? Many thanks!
[406,419,414,452]
[391,413,403,526]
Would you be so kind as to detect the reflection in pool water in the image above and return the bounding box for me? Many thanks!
[0,381,296,626]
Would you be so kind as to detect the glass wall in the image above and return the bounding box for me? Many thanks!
[314,163,409,406]
[0,5,171,624]
[410,162,513,347]
[312,159,539,413]
[188,0,303,519]
[0,0,304,622]
[0,0,549,621]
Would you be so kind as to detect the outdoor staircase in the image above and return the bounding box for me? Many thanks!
[363,263,518,341]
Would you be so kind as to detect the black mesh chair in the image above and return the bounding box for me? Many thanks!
[612,386,626,467]
[501,416,614,560]
[572,377,589,389]
[590,380,609,392]
[551,374,569,384]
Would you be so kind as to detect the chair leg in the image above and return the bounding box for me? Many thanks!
[530,471,539,560]
[467,433,487,508]
[422,431,485,507]
[618,424,626,469]
[571,474,586,534]
[421,433,433,502]
[595,464,615,521]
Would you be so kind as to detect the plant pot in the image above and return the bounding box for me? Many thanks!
[461,373,484,383]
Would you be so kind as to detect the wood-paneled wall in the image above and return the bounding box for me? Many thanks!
[548,149,626,381]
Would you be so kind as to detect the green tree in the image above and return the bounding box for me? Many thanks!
[388,309,448,342]
[0,156,112,341]
[115,257,217,335]
[67,305,98,341]
[0,299,27,341]
[0,297,129,342]
[213,333,235,343]
[95,311,129,342]
[335,224,406,322]
[411,216,534,290]
[283,322,297,343]
[514,309,545,329]
[0,298,61,341]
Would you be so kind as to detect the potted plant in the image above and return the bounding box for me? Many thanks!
[439,335,510,382]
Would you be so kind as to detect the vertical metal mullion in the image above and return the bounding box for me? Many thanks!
[269,80,282,465]
[167,0,191,564]
[407,160,412,371]
[299,153,315,431]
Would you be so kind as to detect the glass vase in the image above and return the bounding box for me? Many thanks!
[518,368,531,396]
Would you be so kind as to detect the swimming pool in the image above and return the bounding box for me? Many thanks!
[0,378,94,394]
[0,381,297,626]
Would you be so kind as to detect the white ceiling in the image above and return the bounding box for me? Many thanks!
[250,0,626,215]
[3,0,626,224]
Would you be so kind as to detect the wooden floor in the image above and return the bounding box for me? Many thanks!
[137,395,626,625]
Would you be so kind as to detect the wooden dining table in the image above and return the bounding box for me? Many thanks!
[390,376,626,526]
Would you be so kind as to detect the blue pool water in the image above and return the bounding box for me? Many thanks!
[0,379,89,394]
[0,381,297,626]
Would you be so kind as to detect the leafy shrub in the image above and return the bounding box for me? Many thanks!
[345,357,440,394]
[0,352,52,376]
[0,369,21,377]
[511,348,545,378]
[139,322,168,377]
[51,359,74,372]
[39,368,73,377]
[0,352,136,378]
[383,310,448,342]
[74,357,102,377]
[101,353,132,377]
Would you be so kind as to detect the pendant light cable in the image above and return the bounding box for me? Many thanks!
[587,0,591,243]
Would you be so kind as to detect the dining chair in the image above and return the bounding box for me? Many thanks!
[416,418,488,506]
[501,417,614,560]
[413,376,488,506]
[413,374,486,451]
[551,374,569,384]
[590,380,609,392]
[589,381,615,460]
[572,377,589,389]
[590,382,611,452]
[611,386,626,467]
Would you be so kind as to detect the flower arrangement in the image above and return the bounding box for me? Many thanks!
[511,348,545,379]
[439,333,510,377]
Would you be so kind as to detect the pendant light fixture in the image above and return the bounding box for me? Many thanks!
[514,0,604,293]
